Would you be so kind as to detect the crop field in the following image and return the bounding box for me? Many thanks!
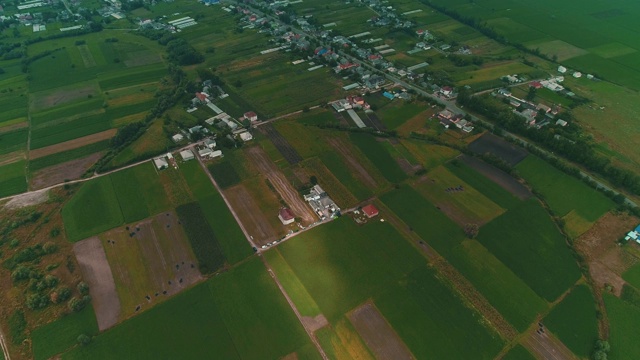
[180,161,252,265]
[316,318,374,360]
[272,121,331,160]
[100,211,202,320]
[31,306,99,360]
[502,345,536,360]
[63,258,318,360]
[604,293,640,360]
[176,201,225,274]
[543,285,598,357]
[448,240,547,331]
[400,140,459,172]
[108,121,169,168]
[299,157,358,208]
[225,183,279,246]
[207,161,241,189]
[110,163,171,223]
[350,133,407,183]
[30,97,104,127]
[0,94,28,123]
[376,103,425,129]
[274,218,425,322]
[477,199,581,301]
[0,160,27,198]
[376,266,504,359]
[63,176,124,242]
[29,140,110,171]
[381,185,465,256]
[413,165,505,226]
[0,128,28,155]
[318,152,373,201]
[516,155,614,221]
[30,113,112,149]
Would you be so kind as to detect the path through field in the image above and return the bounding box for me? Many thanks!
[523,330,579,360]
[247,146,316,225]
[0,324,10,360]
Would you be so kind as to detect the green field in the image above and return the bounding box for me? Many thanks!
[31,305,99,360]
[274,218,425,322]
[377,103,425,129]
[207,161,240,189]
[110,163,171,223]
[30,113,111,149]
[0,128,28,155]
[376,266,504,359]
[446,161,521,210]
[30,140,110,171]
[180,161,252,264]
[516,156,614,221]
[477,199,581,301]
[502,345,536,360]
[448,240,547,331]
[543,285,599,357]
[176,202,225,274]
[62,176,124,242]
[623,263,640,290]
[350,133,407,183]
[381,185,465,256]
[604,293,640,360]
[63,258,319,359]
[0,160,27,198]
[319,152,373,200]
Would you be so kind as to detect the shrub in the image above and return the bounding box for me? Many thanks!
[77,281,90,295]
[77,334,92,346]
[26,293,50,310]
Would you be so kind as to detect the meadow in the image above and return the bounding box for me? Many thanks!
[275,218,425,322]
[62,176,124,242]
[31,306,99,360]
[604,293,640,360]
[0,160,27,198]
[180,161,252,264]
[377,103,425,129]
[110,163,171,223]
[350,133,408,183]
[380,185,465,256]
[623,264,640,289]
[62,258,319,360]
[516,156,614,221]
[477,199,581,301]
[448,240,547,331]
[543,285,599,358]
[375,266,504,359]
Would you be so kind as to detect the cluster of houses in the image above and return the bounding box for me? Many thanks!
[304,184,340,220]
[557,65,598,81]
[437,109,474,133]
[495,85,568,129]
[625,224,640,245]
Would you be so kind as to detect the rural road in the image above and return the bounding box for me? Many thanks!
[0,324,10,360]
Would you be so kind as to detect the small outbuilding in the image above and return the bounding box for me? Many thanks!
[239,132,253,142]
[278,208,295,225]
[172,134,184,142]
[362,204,379,218]
[153,157,168,170]
[180,149,195,161]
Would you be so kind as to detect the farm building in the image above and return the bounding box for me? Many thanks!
[198,147,213,158]
[244,111,258,122]
[558,66,567,73]
[172,134,184,142]
[304,184,340,220]
[180,149,195,161]
[239,132,253,142]
[204,138,216,149]
[278,208,296,225]
[189,125,205,134]
[153,157,168,170]
[362,204,379,218]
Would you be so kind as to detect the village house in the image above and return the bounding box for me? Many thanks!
[153,157,168,170]
[172,133,185,142]
[244,111,258,122]
[278,208,295,225]
[180,149,195,161]
[361,204,379,218]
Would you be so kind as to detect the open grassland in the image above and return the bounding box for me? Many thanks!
[543,285,599,357]
[63,258,319,360]
[110,163,171,223]
[516,156,614,221]
[31,306,99,360]
[376,266,504,359]
[623,263,640,289]
[0,160,27,198]
[377,103,425,129]
[350,133,407,183]
[502,345,536,360]
[272,121,331,160]
[180,161,252,264]
[381,185,465,256]
[604,293,640,360]
[448,240,547,332]
[275,218,425,322]
[401,140,460,172]
[62,176,124,242]
[477,199,581,301]
[414,165,504,226]
[29,140,110,171]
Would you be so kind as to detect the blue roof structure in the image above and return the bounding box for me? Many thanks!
[383,91,394,100]
[635,224,640,233]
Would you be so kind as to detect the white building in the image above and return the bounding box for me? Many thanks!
[204,138,216,149]
[239,132,253,142]
[153,157,168,170]
[180,149,195,161]
[573,72,582,78]
[557,66,567,74]
[172,134,184,142]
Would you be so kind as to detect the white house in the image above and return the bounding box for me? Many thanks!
[153,157,168,170]
[557,65,567,73]
[180,149,195,161]
[244,111,258,122]
[573,71,582,78]
[239,132,253,142]
[172,134,184,142]
[204,138,216,149]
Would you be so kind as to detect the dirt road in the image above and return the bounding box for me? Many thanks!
[523,329,579,360]
[246,146,316,225]
[0,325,10,360]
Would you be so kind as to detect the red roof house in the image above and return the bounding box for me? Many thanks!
[278,208,295,225]
[530,81,543,89]
[195,92,207,102]
[244,111,258,122]
[362,204,379,218]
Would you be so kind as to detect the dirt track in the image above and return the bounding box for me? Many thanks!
[247,146,316,225]
[523,329,579,360]
[73,237,121,331]
[348,302,413,360]
[225,184,278,245]
[326,137,379,189]
[30,153,103,189]
[29,129,116,159]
